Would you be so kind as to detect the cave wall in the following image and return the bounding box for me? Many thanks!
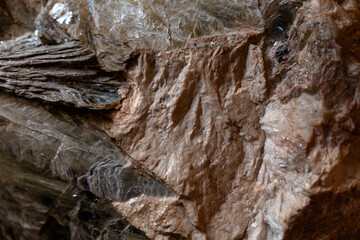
[0,0,360,240]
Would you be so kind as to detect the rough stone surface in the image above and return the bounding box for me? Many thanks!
[37,0,262,71]
[1,0,360,240]
[0,93,174,239]
[0,0,41,40]
[0,34,126,109]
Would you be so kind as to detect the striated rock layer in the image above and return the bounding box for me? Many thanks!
[1,0,360,240]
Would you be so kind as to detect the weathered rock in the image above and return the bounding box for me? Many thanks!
[1,0,360,240]
[0,93,174,239]
[36,0,262,71]
[98,1,360,239]
[0,149,148,240]
[0,0,41,40]
[0,34,126,109]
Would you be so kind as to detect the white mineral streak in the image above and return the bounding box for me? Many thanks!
[255,93,324,239]
[49,2,72,25]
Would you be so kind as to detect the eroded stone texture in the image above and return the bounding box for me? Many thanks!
[0,93,175,239]
[36,0,262,70]
[104,30,265,239]
[0,34,126,109]
[0,150,149,240]
[1,0,360,240]
[0,0,41,40]
[99,1,360,239]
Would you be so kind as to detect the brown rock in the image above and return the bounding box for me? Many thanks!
[1,0,360,239]
[0,0,41,40]
[113,196,206,240]
[100,1,360,239]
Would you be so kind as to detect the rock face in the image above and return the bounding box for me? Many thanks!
[0,93,173,240]
[1,0,360,240]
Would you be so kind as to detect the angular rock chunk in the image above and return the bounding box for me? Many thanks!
[0,34,125,109]
[37,0,262,70]
[0,93,174,239]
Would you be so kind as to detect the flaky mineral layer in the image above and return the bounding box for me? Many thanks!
[1,0,360,240]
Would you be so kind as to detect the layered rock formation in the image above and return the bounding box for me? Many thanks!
[1,0,360,239]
